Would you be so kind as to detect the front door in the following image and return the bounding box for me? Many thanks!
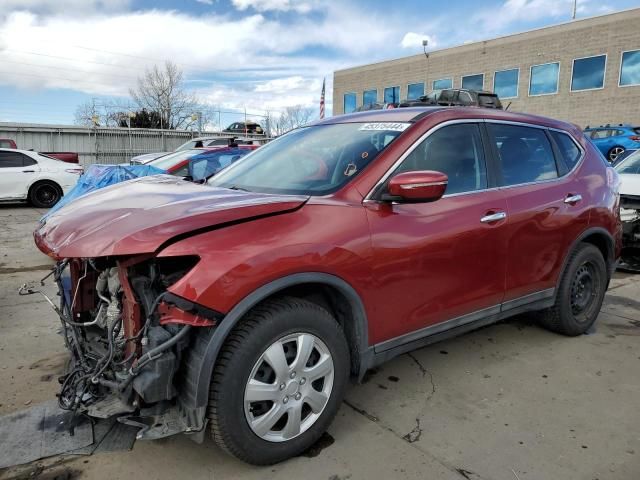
[0,151,39,200]
[365,122,508,346]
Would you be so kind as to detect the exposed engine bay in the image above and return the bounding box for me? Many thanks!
[19,255,219,440]
[620,194,640,272]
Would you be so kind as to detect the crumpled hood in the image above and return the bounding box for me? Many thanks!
[34,175,308,258]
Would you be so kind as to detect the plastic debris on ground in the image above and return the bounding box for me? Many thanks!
[0,400,139,469]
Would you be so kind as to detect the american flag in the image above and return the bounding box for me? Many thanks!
[319,78,325,119]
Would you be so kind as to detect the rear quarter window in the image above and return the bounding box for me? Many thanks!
[550,131,582,171]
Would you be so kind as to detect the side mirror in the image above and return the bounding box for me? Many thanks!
[385,171,448,202]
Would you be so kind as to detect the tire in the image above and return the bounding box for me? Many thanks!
[607,146,625,163]
[537,243,607,336]
[207,297,350,465]
[29,181,62,208]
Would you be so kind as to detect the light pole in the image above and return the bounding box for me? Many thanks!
[572,0,577,19]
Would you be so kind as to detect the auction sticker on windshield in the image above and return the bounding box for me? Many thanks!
[359,122,410,132]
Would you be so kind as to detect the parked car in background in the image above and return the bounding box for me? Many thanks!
[183,147,256,180]
[175,136,266,151]
[35,107,620,465]
[614,150,640,271]
[130,137,264,165]
[0,148,82,207]
[0,138,17,149]
[584,124,640,163]
[223,121,264,135]
[0,138,80,163]
[129,151,170,165]
[400,89,503,109]
[147,146,257,177]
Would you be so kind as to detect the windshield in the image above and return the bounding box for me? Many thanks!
[175,140,202,151]
[616,150,640,174]
[208,122,408,195]
[149,149,202,169]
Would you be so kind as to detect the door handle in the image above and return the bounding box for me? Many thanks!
[480,211,507,223]
[564,194,582,205]
[22,170,35,173]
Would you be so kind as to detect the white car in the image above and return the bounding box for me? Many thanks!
[0,148,83,208]
[615,151,640,271]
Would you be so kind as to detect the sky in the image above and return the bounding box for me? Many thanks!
[0,0,638,128]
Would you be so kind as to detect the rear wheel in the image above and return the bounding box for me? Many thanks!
[29,181,62,208]
[608,146,625,163]
[537,243,607,336]
[207,297,349,465]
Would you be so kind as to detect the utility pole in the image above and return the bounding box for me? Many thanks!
[572,0,577,19]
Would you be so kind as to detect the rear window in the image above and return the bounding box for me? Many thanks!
[0,140,14,148]
[488,123,558,186]
[550,131,581,171]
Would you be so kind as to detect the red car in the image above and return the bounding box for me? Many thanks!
[147,145,257,176]
[33,107,621,465]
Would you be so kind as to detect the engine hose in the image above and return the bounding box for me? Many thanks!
[112,325,192,392]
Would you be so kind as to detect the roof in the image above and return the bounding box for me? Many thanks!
[312,107,446,124]
[312,106,579,132]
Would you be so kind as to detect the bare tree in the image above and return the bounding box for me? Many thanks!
[73,100,103,127]
[271,105,314,136]
[129,61,201,130]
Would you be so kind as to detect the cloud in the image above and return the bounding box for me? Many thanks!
[195,0,214,4]
[401,32,436,49]
[231,0,314,13]
[473,0,614,34]
[0,0,130,15]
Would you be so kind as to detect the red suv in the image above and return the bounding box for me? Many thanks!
[34,107,621,465]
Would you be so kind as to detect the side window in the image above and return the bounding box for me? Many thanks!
[395,123,488,195]
[591,129,610,139]
[0,151,29,168]
[488,124,558,186]
[550,131,582,171]
[172,165,189,177]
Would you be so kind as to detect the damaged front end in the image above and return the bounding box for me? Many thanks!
[620,195,640,272]
[22,255,221,440]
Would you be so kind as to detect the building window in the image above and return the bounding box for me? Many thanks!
[433,78,452,90]
[461,73,484,91]
[493,68,519,99]
[344,93,357,113]
[384,86,400,104]
[407,82,424,100]
[529,62,560,96]
[363,89,377,107]
[620,50,640,87]
[571,55,606,91]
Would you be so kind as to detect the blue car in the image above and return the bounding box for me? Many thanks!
[584,124,640,163]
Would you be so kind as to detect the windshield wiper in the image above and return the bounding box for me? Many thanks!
[228,185,251,192]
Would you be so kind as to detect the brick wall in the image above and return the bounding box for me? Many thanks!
[333,9,640,127]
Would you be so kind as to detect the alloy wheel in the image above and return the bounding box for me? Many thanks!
[244,332,334,442]
[35,184,59,207]
[609,147,625,162]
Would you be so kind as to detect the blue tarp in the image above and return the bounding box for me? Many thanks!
[44,164,166,218]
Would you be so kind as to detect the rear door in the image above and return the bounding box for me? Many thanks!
[0,151,40,200]
[486,122,589,305]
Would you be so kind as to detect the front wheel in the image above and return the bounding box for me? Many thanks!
[537,243,607,336]
[207,297,349,465]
